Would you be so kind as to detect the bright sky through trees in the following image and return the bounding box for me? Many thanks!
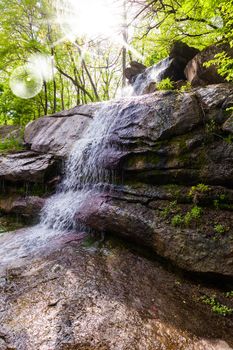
[0,0,233,125]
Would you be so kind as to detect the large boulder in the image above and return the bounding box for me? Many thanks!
[223,115,233,134]
[20,84,233,276]
[0,195,45,218]
[75,187,233,277]
[170,41,200,63]
[66,84,233,276]
[0,151,58,183]
[24,103,101,157]
[185,44,233,86]
[0,228,232,349]
[124,61,146,83]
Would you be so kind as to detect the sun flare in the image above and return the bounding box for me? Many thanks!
[54,0,122,41]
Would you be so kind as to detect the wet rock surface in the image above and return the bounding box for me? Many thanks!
[10,83,233,276]
[75,186,233,277]
[124,61,146,83]
[0,228,232,350]
[0,195,45,218]
[0,151,59,183]
[1,83,233,349]
[24,104,97,157]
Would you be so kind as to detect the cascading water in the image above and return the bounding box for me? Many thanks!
[39,101,122,233]
[132,57,172,95]
[0,58,173,265]
[0,100,123,267]
[37,58,172,235]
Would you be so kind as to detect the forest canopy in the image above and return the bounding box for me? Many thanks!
[0,0,232,125]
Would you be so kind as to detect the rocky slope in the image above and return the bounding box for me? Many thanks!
[0,82,233,349]
[1,83,233,276]
[0,228,232,349]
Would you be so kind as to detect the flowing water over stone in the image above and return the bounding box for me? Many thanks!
[0,99,125,268]
[132,57,171,95]
[40,101,122,232]
[0,83,233,349]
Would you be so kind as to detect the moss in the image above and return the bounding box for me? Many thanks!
[163,184,182,199]
[125,153,162,170]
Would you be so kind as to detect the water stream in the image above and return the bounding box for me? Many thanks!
[132,57,171,95]
[0,59,172,264]
[39,58,171,233]
[40,101,122,232]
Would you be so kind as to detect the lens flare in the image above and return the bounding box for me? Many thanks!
[10,64,43,99]
[28,54,56,82]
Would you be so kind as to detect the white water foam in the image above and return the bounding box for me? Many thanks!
[39,100,122,232]
[132,57,171,95]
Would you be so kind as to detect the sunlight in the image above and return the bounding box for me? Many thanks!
[54,0,122,40]
[28,54,56,82]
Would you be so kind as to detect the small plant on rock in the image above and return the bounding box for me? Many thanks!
[224,134,233,144]
[189,184,210,197]
[190,205,202,219]
[214,224,227,235]
[171,214,183,227]
[160,200,179,219]
[179,81,192,93]
[156,78,174,91]
[225,291,233,298]
[200,295,233,316]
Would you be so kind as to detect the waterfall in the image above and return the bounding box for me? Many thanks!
[39,59,172,234]
[132,57,172,95]
[39,100,122,232]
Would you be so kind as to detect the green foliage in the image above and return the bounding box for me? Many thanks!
[214,224,227,234]
[0,224,5,233]
[179,82,192,93]
[190,205,202,219]
[224,134,233,144]
[200,295,233,316]
[160,200,179,218]
[171,206,202,227]
[205,52,233,82]
[183,206,202,226]
[0,135,24,153]
[226,291,233,298]
[171,214,183,227]
[189,184,210,198]
[205,119,218,134]
[1,0,233,126]
[156,78,174,91]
